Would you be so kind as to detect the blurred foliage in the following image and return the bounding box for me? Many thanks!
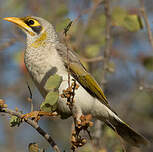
[0,0,153,152]
[142,56,153,71]
[56,18,72,32]
[55,4,68,17]
[85,44,101,58]
[112,7,143,32]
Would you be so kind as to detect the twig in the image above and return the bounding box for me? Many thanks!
[139,0,153,50]
[64,21,73,36]
[101,0,112,84]
[81,56,104,63]
[63,20,92,151]
[63,20,73,88]
[66,44,71,88]
[92,0,111,149]
[63,22,81,122]
[61,80,81,120]
[75,0,103,48]
[0,108,61,152]
[26,81,33,112]
[61,80,93,151]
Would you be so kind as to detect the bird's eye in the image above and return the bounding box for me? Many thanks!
[28,19,35,25]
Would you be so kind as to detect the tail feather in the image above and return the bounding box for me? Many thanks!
[106,118,148,147]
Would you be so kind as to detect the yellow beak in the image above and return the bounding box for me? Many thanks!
[3,17,35,36]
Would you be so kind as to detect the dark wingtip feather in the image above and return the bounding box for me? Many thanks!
[115,120,149,147]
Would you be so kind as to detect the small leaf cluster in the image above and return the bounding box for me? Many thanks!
[10,115,22,127]
[40,74,62,112]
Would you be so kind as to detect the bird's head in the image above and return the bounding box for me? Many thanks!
[3,16,58,46]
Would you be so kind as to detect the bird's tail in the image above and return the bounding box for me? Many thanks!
[105,117,148,147]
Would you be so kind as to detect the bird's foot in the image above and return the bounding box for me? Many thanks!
[21,111,58,122]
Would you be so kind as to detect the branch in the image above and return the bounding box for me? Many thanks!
[0,106,61,152]
[81,56,104,63]
[74,0,103,48]
[101,0,112,84]
[139,0,153,50]
[93,1,112,148]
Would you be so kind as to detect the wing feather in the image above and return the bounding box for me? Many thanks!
[56,43,116,112]
[69,62,108,105]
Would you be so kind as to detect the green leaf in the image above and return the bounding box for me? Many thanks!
[44,74,62,91]
[40,91,59,112]
[10,115,21,127]
[85,44,100,58]
[42,74,62,112]
[123,15,143,32]
[112,7,143,32]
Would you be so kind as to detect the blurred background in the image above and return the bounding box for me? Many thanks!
[0,0,153,151]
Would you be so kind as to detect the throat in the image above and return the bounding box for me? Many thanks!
[25,42,66,86]
[30,31,47,48]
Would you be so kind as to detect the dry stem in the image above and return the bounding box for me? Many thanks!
[101,0,112,84]
[0,105,60,152]
[139,0,153,50]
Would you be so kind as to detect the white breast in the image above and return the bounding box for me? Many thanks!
[25,44,115,121]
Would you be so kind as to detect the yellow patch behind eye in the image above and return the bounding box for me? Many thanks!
[30,31,47,48]
[28,19,41,27]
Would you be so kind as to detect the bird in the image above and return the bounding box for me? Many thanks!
[3,16,148,147]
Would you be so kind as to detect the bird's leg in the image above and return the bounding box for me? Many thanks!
[21,111,58,122]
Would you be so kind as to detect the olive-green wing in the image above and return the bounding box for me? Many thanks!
[69,62,109,106]
[56,43,113,110]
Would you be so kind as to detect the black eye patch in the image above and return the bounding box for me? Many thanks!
[24,19,42,34]
[31,26,42,34]
[25,19,35,26]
